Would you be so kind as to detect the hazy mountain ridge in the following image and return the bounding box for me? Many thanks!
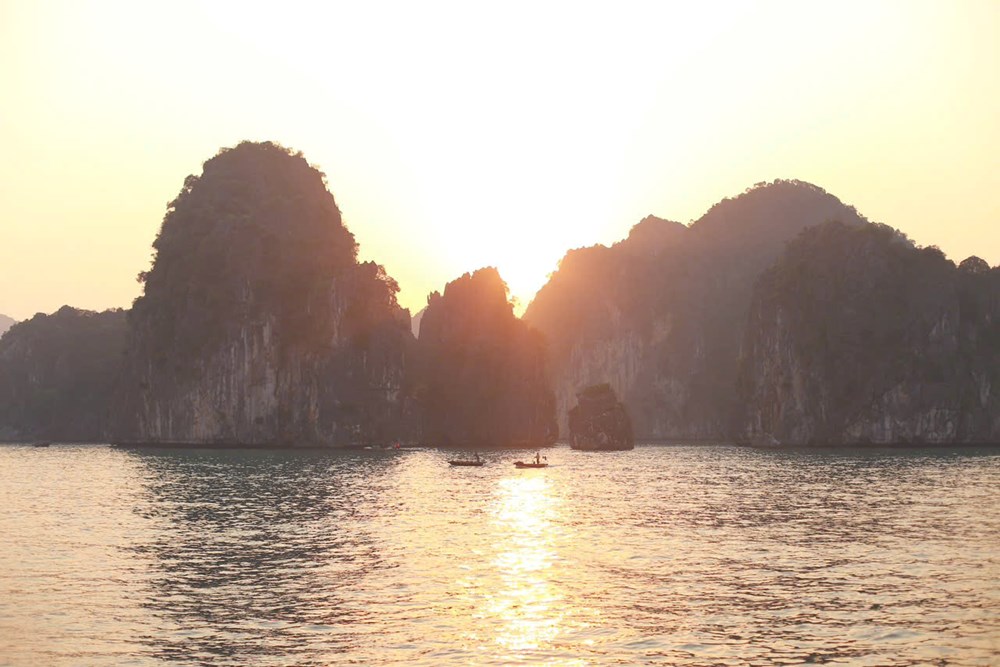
[3,160,995,448]
[740,222,1000,445]
[0,314,14,339]
[0,306,127,441]
[525,179,869,440]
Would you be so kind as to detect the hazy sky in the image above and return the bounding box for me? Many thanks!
[1,1,997,320]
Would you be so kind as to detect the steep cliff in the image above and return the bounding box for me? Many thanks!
[740,222,1000,445]
[113,141,414,445]
[0,307,127,441]
[525,180,867,440]
[416,268,556,447]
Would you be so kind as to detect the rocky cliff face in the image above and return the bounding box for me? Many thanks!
[112,142,414,445]
[740,222,1000,445]
[416,268,556,447]
[0,307,127,441]
[525,180,868,440]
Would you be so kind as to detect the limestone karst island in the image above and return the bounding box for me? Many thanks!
[0,141,997,448]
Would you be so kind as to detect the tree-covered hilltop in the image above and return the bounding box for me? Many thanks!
[114,141,414,445]
[0,314,15,339]
[132,140,361,358]
[416,267,556,447]
[0,307,127,441]
[525,179,868,439]
[740,221,1000,445]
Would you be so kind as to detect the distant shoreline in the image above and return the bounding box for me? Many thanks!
[2,439,997,451]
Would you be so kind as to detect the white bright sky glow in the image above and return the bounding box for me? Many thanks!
[1,0,997,320]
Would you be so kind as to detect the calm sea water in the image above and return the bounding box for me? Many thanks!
[0,444,997,666]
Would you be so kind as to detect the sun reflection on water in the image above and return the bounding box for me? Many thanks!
[487,475,579,658]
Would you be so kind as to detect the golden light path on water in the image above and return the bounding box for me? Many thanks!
[370,451,602,665]
[488,476,576,657]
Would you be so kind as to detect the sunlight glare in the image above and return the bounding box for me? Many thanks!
[489,475,564,652]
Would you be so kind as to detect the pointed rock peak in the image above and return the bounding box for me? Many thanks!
[440,267,511,307]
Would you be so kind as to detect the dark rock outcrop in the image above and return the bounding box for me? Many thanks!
[525,180,868,440]
[568,383,634,450]
[415,267,556,447]
[739,221,1000,445]
[0,307,127,441]
[112,141,415,446]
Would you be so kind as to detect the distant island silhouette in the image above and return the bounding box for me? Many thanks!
[0,143,997,447]
[0,314,14,339]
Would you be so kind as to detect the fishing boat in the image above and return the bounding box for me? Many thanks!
[448,459,484,467]
[514,452,547,468]
[448,453,484,467]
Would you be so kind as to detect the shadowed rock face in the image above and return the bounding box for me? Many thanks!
[568,383,634,450]
[416,267,556,447]
[0,306,127,442]
[739,221,1000,446]
[526,180,868,440]
[112,141,415,446]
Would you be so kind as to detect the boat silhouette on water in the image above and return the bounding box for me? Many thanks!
[514,452,547,468]
[448,453,484,467]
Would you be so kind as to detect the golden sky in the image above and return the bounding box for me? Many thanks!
[1,1,997,320]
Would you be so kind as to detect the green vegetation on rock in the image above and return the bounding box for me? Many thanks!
[740,221,1000,445]
[132,141,361,361]
[114,141,413,445]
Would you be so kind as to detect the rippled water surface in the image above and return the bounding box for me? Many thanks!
[0,444,997,665]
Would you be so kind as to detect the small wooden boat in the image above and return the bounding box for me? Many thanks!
[448,459,484,467]
[514,452,547,468]
[32,442,51,448]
